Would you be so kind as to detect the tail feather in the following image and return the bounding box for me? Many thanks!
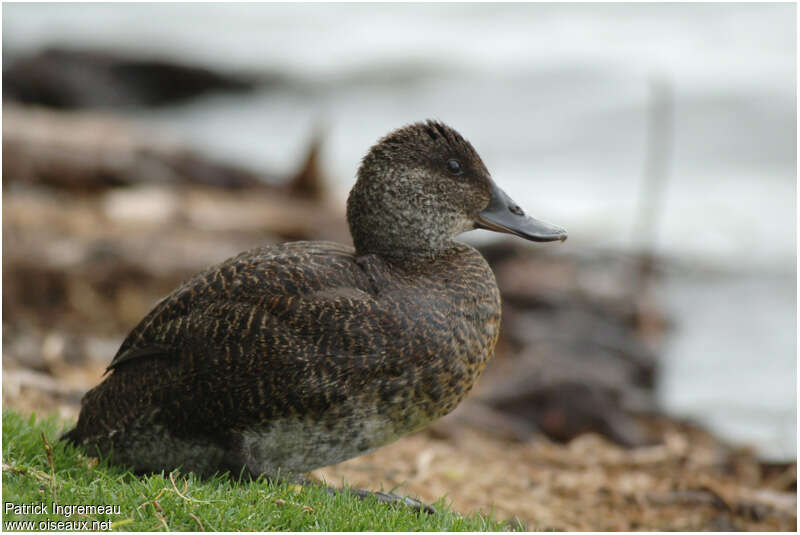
[60,427,81,445]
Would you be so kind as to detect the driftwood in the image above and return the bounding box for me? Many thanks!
[4,48,258,109]
[3,104,329,197]
[2,104,267,190]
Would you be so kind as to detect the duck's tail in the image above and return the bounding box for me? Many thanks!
[59,427,81,445]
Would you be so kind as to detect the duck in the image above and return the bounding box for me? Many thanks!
[63,120,566,505]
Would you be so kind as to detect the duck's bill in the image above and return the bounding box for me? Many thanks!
[475,181,567,243]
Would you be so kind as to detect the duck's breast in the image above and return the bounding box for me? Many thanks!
[355,243,502,435]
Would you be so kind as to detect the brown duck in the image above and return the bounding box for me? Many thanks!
[63,120,566,503]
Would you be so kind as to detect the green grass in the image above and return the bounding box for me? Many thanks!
[2,410,513,531]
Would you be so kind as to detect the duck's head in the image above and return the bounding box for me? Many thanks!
[347,120,567,258]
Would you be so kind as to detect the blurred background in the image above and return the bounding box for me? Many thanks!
[2,3,796,530]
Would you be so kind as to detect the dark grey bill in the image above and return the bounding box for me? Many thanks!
[475,180,567,242]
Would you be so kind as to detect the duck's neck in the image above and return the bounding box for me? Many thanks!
[347,176,468,259]
[349,223,458,260]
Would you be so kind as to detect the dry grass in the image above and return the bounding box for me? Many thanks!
[314,416,796,531]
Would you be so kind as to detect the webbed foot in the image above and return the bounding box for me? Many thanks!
[348,488,437,514]
[275,474,437,515]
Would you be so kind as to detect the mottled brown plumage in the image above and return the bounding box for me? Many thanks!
[63,120,566,478]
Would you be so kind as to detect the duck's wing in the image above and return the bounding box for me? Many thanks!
[106,241,375,372]
[75,241,448,441]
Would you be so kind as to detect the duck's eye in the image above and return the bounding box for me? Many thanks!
[447,159,463,175]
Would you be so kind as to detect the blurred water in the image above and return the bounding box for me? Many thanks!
[659,271,796,460]
[3,3,796,459]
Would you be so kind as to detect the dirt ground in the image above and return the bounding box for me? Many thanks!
[313,420,796,530]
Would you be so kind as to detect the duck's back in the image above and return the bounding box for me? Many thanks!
[66,240,500,476]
